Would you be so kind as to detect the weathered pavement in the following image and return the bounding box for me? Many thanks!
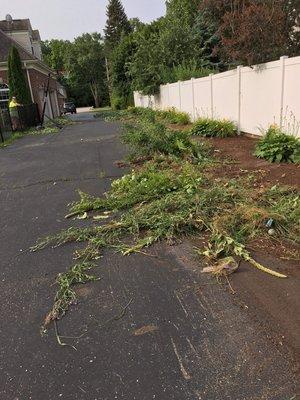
[0,115,297,399]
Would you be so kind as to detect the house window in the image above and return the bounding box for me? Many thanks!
[0,84,9,110]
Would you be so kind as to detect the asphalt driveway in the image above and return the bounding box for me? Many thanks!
[0,117,297,399]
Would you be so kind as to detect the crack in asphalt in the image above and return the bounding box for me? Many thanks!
[0,175,124,191]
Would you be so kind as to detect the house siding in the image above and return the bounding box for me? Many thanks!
[28,69,60,117]
[5,31,33,55]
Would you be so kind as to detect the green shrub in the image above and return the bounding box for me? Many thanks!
[111,94,128,110]
[190,117,237,138]
[157,108,191,125]
[128,107,190,125]
[254,126,300,163]
[127,107,156,121]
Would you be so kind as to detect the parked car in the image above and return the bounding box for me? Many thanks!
[63,102,77,114]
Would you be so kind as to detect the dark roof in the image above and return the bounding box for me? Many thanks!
[0,29,35,62]
[0,18,32,32]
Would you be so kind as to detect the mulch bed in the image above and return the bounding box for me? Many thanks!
[195,135,300,188]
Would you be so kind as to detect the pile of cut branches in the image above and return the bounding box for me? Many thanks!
[33,114,300,334]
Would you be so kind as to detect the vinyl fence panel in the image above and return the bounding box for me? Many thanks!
[134,55,300,137]
[193,76,212,120]
[212,70,238,123]
[240,61,282,135]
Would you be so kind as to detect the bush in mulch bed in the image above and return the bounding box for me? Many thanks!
[254,125,300,164]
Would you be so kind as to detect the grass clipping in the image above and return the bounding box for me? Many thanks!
[33,117,299,330]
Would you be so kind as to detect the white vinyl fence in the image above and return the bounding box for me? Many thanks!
[134,56,300,137]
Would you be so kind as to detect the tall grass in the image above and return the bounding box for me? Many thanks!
[156,108,191,125]
[190,117,237,138]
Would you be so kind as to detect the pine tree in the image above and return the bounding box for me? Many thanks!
[104,0,131,54]
[8,46,31,104]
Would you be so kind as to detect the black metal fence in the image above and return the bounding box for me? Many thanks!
[17,103,41,129]
[0,109,12,143]
[0,103,41,143]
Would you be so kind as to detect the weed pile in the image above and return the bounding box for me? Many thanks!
[33,114,299,332]
[122,119,210,161]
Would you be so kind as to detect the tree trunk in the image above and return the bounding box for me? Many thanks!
[94,96,100,108]
[90,82,100,108]
[105,57,113,106]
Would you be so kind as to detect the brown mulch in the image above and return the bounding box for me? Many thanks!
[194,135,300,188]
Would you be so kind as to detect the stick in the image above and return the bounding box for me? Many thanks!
[54,320,77,351]
[95,298,134,329]
[65,211,83,219]
[225,275,236,295]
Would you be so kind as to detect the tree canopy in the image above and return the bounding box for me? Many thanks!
[41,40,72,72]
[66,33,108,108]
[42,0,300,108]
[201,0,300,65]
[42,34,108,107]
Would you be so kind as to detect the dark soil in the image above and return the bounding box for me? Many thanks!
[196,135,300,188]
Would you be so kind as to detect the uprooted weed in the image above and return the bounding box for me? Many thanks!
[41,262,99,331]
[33,117,300,334]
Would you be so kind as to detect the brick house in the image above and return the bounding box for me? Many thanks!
[0,15,66,118]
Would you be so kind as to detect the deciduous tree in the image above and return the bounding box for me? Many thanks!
[129,20,165,96]
[41,40,72,72]
[66,33,108,108]
[201,0,298,65]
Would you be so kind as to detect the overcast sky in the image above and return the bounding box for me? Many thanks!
[1,0,166,41]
